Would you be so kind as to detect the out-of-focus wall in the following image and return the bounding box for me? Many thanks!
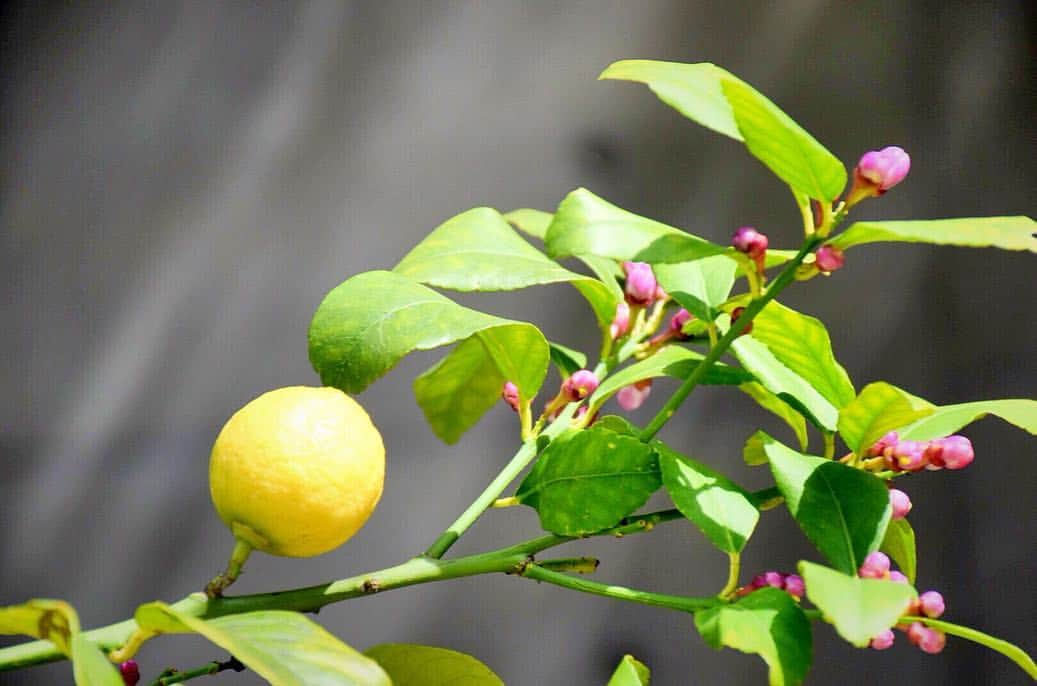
[2,2,1033,684]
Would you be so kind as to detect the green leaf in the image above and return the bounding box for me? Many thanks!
[545,188,728,264]
[516,425,660,535]
[743,430,774,466]
[504,207,554,240]
[71,634,123,686]
[606,654,651,685]
[600,60,743,140]
[766,442,891,574]
[587,345,753,416]
[136,603,390,686]
[750,302,856,410]
[880,518,917,584]
[393,207,619,326]
[720,78,846,201]
[309,270,548,397]
[695,588,812,686]
[413,324,549,443]
[657,442,759,553]
[739,382,809,450]
[0,598,80,657]
[365,643,504,686]
[897,399,1037,441]
[799,560,916,647]
[831,217,1037,253]
[837,382,935,456]
[654,256,738,320]
[549,341,587,378]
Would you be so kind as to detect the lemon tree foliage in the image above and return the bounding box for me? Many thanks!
[2,57,1036,686]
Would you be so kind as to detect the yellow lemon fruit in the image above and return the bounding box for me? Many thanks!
[209,386,385,558]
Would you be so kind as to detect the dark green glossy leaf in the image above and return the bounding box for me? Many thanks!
[898,399,1037,441]
[71,634,123,686]
[606,654,651,685]
[503,208,553,240]
[657,442,759,553]
[831,217,1037,253]
[365,643,504,686]
[766,442,891,574]
[516,425,660,535]
[413,324,549,443]
[880,518,917,584]
[136,603,390,686]
[838,382,935,456]
[309,271,548,398]
[799,561,916,647]
[721,78,846,201]
[549,341,587,378]
[695,588,812,686]
[739,382,809,450]
[655,256,738,320]
[545,188,728,264]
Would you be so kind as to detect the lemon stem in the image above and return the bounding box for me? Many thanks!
[205,539,253,598]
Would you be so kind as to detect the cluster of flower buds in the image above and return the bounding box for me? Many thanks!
[562,369,600,401]
[858,551,909,583]
[120,661,140,686]
[847,146,911,207]
[866,431,975,472]
[859,552,948,653]
[731,226,769,274]
[644,307,695,350]
[622,261,661,307]
[617,379,653,411]
[736,570,805,600]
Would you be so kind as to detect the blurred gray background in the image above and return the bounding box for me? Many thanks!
[2,1,1034,684]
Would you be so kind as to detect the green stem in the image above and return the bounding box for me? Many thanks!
[718,552,741,599]
[204,539,252,598]
[897,617,1037,680]
[822,432,835,460]
[537,557,600,574]
[521,564,715,613]
[639,237,821,442]
[150,657,245,686]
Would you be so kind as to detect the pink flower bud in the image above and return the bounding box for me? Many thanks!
[730,306,752,335]
[866,431,899,458]
[609,301,631,340]
[889,488,912,520]
[617,380,652,411]
[783,574,805,599]
[889,440,927,472]
[906,622,929,645]
[622,261,658,306]
[918,591,945,619]
[731,226,769,258]
[855,146,911,194]
[815,244,845,272]
[501,381,520,412]
[918,628,947,654]
[753,571,786,590]
[870,629,896,650]
[562,369,599,401]
[120,661,141,686]
[889,570,910,584]
[931,435,974,470]
[669,308,693,340]
[859,551,891,579]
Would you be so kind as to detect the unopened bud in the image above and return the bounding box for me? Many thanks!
[918,591,945,619]
[866,431,899,458]
[815,244,845,272]
[669,308,693,340]
[622,261,658,306]
[917,627,947,654]
[562,369,599,401]
[609,301,631,340]
[783,574,805,600]
[859,551,891,579]
[855,146,911,195]
[889,440,927,472]
[889,488,912,520]
[617,380,652,411]
[889,570,910,584]
[120,661,141,686]
[870,629,895,651]
[931,435,974,470]
[731,226,769,258]
[501,381,520,412]
[730,306,752,335]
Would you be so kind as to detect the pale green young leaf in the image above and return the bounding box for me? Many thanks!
[898,399,1037,441]
[743,430,775,466]
[800,561,916,647]
[71,634,123,686]
[880,518,917,584]
[606,654,651,686]
[654,256,738,321]
[0,599,80,657]
[831,217,1037,253]
[365,643,504,686]
[503,207,554,240]
[838,382,935,456]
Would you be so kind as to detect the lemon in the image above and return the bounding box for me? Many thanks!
[209,386,385,558]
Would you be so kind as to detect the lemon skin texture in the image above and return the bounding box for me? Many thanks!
[209,386,385,557]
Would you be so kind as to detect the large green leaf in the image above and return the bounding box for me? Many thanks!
[838,382,935,456]
[71,634,123,686]
[545,188,728,264]
[587,345,753,416]
[766,442,891,574]
[394,207,618,325]
[799,561,916,647]
[136,603,390,686]
[657,442,759,553]
[739,382,809,450]
[831,217,1037,253]
[516,425,660,535]
[365,643,504,686]
[309,270,548,398]
[750,302,856,410]
[695,588,812,686]
[413,325,549,444]
[897,399,1037,441]
[606,654,651,686]
[503,207,554,240]
[600,60,743,140]
[721,78,846,201]
[654,256,738,321]
[880,518,917,584]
